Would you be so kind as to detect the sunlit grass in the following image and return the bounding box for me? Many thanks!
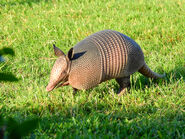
[0,0,184,138]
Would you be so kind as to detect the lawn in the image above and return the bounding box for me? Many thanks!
[0,0,184,138]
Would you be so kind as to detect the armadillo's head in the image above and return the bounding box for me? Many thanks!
[46,45,74,92]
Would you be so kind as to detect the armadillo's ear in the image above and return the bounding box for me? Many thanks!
[53,44,65,57]
[67,48,74,60]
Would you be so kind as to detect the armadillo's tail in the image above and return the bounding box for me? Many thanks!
[138,63,165,79]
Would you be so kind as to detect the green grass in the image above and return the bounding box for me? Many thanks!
[0,0,185,138]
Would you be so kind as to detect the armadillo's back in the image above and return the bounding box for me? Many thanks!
[69,30,145,90]
[87,30,144,82]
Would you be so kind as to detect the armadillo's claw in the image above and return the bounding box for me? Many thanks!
[117,88,129,97]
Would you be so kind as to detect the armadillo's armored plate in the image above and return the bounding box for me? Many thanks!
[69,30,144,90]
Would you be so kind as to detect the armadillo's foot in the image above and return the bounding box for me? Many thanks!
[72,88,78,95]
[117,88,128,97]
[116,76,130,96]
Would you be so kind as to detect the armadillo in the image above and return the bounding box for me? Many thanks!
[46,30,165,96]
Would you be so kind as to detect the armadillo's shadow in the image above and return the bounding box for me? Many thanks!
[131,65,184,91]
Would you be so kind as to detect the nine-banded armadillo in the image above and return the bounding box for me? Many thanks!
[46,30,165,96]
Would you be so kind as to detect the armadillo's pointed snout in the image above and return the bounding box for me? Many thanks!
[46,84,55,92]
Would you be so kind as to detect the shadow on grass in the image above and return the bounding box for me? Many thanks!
[0,47,39,138]
[55,105,184,138]
[0,47,18,82]
[165,65,185,81]
[0,48,15,56]
[132,65,184,91]
[0,116,39,139]
[0,73,19,82]
[1,99,184,138]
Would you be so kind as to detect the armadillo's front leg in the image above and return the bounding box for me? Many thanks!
[72,88,78,95]
[116,76,130,96]
[57,81,69,88]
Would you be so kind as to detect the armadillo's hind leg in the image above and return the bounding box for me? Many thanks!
[116,76,130,96]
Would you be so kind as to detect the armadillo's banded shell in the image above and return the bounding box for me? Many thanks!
[69,30,144,90]
[87,30,127,81]
[87,30,144,82]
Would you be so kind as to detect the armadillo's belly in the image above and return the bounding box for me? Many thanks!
[69,40,102,90]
